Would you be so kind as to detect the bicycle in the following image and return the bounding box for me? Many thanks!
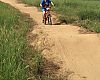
[43,7,52,25]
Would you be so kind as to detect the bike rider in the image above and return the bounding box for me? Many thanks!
[40,0,54,23]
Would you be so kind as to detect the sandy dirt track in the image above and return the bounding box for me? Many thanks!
[1,0,100,80]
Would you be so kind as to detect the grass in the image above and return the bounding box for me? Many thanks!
[20,0,100,33]
[0,1,43,80]
[53,0,100,32]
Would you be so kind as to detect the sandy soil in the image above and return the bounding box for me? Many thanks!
[1,0,100,80]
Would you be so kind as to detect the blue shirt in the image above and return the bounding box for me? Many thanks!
[41,0,51,8]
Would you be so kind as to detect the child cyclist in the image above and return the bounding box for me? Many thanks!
[40,0,54,23]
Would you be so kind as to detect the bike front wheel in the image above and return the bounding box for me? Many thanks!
[48,15,52,25]
[44,17,47,25]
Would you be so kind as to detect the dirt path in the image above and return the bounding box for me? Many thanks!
[1,0,100,80]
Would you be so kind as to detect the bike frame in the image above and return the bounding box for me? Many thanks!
[44,7,52,25]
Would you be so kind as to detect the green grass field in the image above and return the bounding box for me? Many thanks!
[20,0,100,33]
[0,1,42,80]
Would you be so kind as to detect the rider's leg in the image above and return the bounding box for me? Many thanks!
[42,8,45,23]
[43,11,45,23]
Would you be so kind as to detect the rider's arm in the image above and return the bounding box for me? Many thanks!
[40,0,44,7]
[51,1,54,6]
[49,0,54,6]
[40,3,42,7]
